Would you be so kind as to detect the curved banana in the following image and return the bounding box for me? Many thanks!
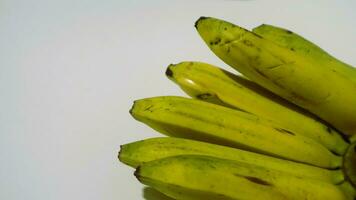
[135,155,349,200]
[130,96,342,168]
[119,137,344,183]
[195,17,356,136]
[252,24,356,83]
[166,61,348,155]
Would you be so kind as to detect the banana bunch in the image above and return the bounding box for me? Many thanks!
[118,17,356,200]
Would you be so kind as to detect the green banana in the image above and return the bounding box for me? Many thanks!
[166,61,348,155]
[119,137,344,183]
[195,17,356,136]
[130,96,342,168]
[135,155,349,200]
[252,24,356,83]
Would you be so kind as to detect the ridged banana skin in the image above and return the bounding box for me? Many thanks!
[130,96,342,168]
[119,137,344,183]
[166,61,348,155]
[195,17,356,136]
[135,155,349,200]
[252,24,356,83]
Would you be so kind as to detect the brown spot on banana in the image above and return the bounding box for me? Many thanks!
[274,128,296,136]
[233,174,273,186]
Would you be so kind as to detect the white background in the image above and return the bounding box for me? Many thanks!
[1,0,355,199]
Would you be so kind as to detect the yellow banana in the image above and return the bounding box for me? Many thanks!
[130,96,342,168]
[252,24,356,83]
[119,137,344,183]
[195,17,356,136]
[118,17,356,199]
[231,21,356,190]
[135,155,349,200]
[166,61,348,155]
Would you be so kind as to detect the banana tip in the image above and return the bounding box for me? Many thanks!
[129,101,136,116]
[195,16,210,29]
[118,145,123,161]
[165,66,174,78]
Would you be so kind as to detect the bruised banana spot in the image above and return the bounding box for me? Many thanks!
[274,128,296,136]
[196,92,254,114]
[245,176,273,186]
[234,174,273,186]
[326,126,333,134]
[266,63,285,70]
[266,62,295,71]
[215,38,221,45]
[196,93,213,100]
[242,40,254,47]
[290,91,316,105]
[244,176,273,186]
[271,79,286,89]
[210,38,222,46]
[143,105,155,113]
[224,40,232,45]
[232,106,255,115]
[253,67,269,79]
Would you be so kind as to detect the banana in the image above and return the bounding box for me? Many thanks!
[195,17,356,136]
[343,142,356,189]
[119,137,344,183]
[135,155,349,200]
[166,61,348,155]
[252,24,356,83]
[143,187,175,200]
[351,135,356,143]
[130,96,342,168]
[339,181,356,200]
